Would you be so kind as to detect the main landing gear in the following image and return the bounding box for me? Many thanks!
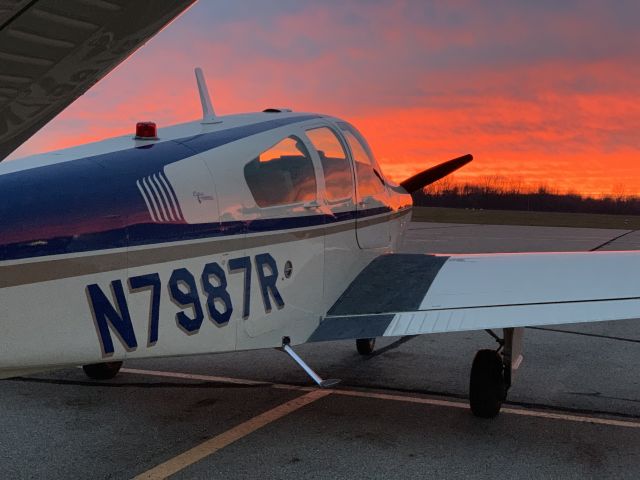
[469,327,524,418]
[82,361,123,380]
[356,338,376,355]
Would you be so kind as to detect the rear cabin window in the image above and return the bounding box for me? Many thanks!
[305,127,353,201]
[244,136,317,208]
[341,129,385,197]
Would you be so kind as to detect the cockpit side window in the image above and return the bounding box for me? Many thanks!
[305,127,353,201]
[338,122,385,197]
[244,135,317,208]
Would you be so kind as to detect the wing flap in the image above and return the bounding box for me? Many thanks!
[385,298,640,336]
[310,252,640,342]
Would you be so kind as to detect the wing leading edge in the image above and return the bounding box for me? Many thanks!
[309,252,640,342]
[0,0,195,161]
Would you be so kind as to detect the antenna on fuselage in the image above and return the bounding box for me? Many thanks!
[195,67,222,124]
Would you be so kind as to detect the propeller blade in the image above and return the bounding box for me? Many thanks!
[400,154,473,194]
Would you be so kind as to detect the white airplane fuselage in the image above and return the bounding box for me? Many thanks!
[0,111,412,378]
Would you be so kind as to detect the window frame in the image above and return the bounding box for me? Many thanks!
[337,122,386,179]
[303,125,355,204]
[338,123,386,198]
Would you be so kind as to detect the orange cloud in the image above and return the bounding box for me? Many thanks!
[7,1,640,197]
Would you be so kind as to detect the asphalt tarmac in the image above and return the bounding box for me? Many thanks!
[2,223,639,479]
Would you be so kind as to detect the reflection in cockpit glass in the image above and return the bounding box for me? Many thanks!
[305,127,353,201]
[244,136,317,208]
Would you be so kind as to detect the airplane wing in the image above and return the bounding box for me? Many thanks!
[0,0,195,161]
[309,252,640,342]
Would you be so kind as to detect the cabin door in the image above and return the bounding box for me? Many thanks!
[228,132,325,350]
[337,123,390,250]
[302,123,360,308]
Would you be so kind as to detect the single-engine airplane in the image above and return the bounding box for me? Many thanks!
[1,0,639,419]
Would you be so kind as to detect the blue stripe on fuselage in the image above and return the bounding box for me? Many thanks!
[0,115,393,262]
[0,116,320,261]
[1,207,392,261]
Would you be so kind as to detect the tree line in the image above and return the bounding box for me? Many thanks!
[412,177,640,215]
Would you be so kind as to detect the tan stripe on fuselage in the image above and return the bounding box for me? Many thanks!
[0,209,410,288]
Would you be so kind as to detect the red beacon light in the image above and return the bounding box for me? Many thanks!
[134,121,158,140]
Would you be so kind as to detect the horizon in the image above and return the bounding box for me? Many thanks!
[424,175,640,199]
[6,0,640,196]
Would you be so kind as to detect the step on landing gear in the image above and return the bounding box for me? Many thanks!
[280,337,340,388]
[356,338,376,355]
[82,361,123,380]
[469,327,524,418]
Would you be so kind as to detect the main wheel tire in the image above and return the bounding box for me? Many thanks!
[469,349,506,418]
[82,361,123,380]
[356,338,376,355]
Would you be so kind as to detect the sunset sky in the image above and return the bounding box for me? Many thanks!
[7,0,640,196]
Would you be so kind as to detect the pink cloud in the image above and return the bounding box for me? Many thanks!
[8,1,640,196]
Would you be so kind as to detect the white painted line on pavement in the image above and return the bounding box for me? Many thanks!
[122,368,640,429]
[121,367,308,391]
[500,406,640,428]
[122,367,269,386]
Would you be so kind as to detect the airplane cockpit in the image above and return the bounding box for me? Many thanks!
[239,119,391,216]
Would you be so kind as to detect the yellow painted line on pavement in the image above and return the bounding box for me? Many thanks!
[132,389,331,480]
